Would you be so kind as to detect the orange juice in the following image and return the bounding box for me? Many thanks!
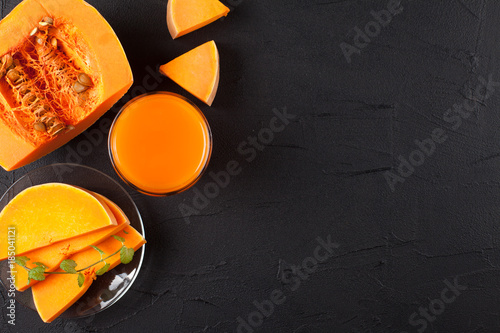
[109,92,212,196]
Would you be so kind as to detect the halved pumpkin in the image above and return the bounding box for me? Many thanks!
[32,225,146,323]
[0,0,133,171]
[0,183,117,260]
[160,41,220,106]
[167,0,229,39]
[13,191,130,291]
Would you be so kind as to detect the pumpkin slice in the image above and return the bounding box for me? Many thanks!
[0,183,117,260]
[32,225,146,323]
[0,0,133,171]
[14,191,130,291]
[160,41,220,106]
[167,0,229,39]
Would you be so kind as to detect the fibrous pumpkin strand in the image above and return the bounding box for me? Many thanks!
[0,52,66,136]
[34,17,94,105]
[0,16,98,142]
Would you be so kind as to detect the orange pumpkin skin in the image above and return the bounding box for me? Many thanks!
[0,0,133,171]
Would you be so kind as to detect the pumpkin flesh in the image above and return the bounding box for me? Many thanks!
[160,40,220,106]
[0,183,117,260]
[32,225,146,323]
[167,0,229,39]
[13,191,130,291]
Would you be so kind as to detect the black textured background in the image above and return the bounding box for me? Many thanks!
[1,0,500,332]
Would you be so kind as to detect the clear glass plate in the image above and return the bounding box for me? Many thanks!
[0,163,145,319]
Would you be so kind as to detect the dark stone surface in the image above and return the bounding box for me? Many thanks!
[1,0,500,332]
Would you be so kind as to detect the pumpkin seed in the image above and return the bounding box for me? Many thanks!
[18,85,29,96]
[51,128,65,136]
[41,116,55,127]
[50,37,57,48]
[2,54,13,69]
[36,37,44,45]
[73,81,89,93]
[34,106,47,117]
[48,122,65,135]
[6,69,20,82]
[77,73,92,87]
[39,17,54,26]
[23,93,36,104]
[33,122,46,132]
[30,27,38,36]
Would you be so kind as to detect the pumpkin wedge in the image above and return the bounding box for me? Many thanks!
[167,0,229,39]
[13,191,130,291]
[32,225,146,323]
[0,183,117,260]
[160,41,220,106]
[0,0,133,171]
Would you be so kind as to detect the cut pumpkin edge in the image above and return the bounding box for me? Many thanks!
[0,183,119,260]
[206,45,220,106]
[166,0,230,39]
[33,225,146,323]
[14,190,130,291]
[159,41,220,106]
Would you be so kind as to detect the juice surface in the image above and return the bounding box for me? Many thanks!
[110,93,211,195]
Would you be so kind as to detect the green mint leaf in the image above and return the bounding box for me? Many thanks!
[90,245,105,256]
[96,263,110,276]
[33,262,47,269]
[60,259,77,274]
[14,256,30,267]
[122,230,129,234]
[112,235,125,243]
[120,247,134,264]
[28,266,46,282]
[77,273,85,287]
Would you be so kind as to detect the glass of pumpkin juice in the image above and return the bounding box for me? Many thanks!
[109,92,212,196]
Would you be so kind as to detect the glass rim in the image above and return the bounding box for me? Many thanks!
[108,91,213,197]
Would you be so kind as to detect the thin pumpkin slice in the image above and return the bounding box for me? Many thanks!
[160,41,220,106]
[0,183,117,260]
[14,191,130,291]
[167,0,229,39]
[32,225,146,323]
